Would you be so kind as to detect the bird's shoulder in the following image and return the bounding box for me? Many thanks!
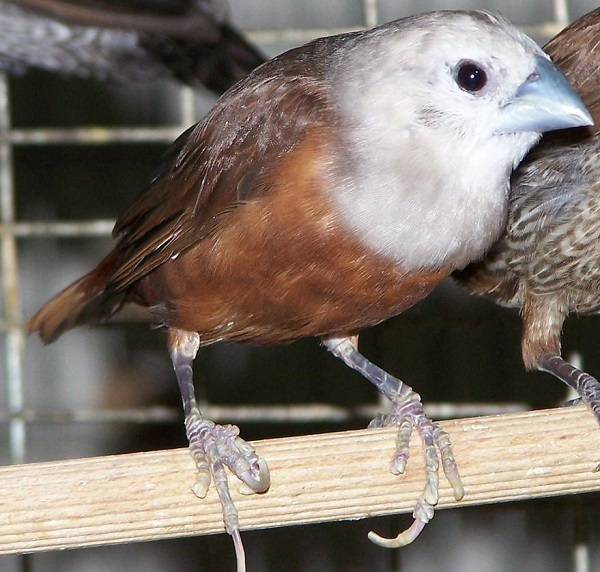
[109,51,337,290]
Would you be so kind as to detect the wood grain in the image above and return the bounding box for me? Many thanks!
[1,405,599,554]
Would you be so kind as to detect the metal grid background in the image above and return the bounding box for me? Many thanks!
[2,1,600,570]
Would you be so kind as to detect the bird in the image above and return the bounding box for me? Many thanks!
[454,7,600,426]
[28,10,592,571]
[0,0,265,94]
[544,8,600,128]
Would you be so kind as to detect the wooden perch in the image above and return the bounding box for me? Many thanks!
[1,406,600,554]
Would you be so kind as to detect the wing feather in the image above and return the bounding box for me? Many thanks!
[108,43,336,290]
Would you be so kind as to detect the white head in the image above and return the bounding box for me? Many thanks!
[325,11,592,270]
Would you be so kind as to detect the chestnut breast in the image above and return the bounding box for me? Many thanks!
[135,129,449,345]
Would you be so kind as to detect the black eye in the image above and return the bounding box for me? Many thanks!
[456,61,487,93]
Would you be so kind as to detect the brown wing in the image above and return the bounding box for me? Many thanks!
[106,46,335,292]
[28,40,338,343]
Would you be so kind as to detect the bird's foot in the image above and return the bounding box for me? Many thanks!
[539,354,600,427]
[185,412,270,572]
[169,328,270,572]
[561,397,584,407]
[368,394,464,547]
[322,336,464,548]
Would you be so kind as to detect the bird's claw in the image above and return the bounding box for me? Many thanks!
[539,354,600,428]
[237,457,271,495]
[368,395,464,547]
[368,499,432,547]
[185,414,269,571]
[322,336,464,547]
[188,419,271,495]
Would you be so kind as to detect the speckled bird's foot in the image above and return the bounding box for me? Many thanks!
[539,354,600,427]
[323,335,464,547]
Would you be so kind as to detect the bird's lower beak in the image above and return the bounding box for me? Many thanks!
[495,55,593,134]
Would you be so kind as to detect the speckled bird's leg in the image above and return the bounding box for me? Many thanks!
[168,329,270,572]
[323,336,464,547]
[539,353,600,425]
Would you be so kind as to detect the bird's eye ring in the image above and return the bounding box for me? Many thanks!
[455,61,488,93]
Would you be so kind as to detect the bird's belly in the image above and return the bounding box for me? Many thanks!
[152,263,447,346]
[137,193,449,345]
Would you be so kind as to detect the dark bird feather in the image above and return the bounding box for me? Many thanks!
[0,0,265,93]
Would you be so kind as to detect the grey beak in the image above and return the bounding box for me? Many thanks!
[495,55,593,134]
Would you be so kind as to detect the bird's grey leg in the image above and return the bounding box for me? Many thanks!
[168,329,270,572]
[538,353,600,424]
[323,335,464,547]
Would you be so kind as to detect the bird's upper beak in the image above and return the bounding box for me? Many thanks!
[495,55,593,134]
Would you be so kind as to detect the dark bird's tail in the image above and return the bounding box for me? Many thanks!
[143,22,266,94]
[0,1,266,95]
[28,250,127,344]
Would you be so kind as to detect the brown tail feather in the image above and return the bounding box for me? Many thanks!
[28,251,127,344]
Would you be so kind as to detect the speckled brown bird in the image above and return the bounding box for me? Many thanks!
[28,10,592,571]
[0,0,265,93]
[454,8,600,423]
